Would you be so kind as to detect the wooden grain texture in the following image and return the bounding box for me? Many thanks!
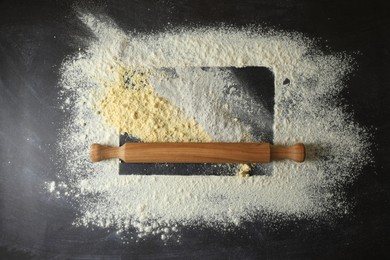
[90,143,305,163]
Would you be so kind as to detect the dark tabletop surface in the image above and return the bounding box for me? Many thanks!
[1,0,389,259]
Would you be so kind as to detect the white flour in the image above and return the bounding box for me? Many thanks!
[54,13,371,241]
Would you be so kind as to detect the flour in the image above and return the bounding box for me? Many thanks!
[98,66,212,142]
[149,67,260,142]
[54,12,371,240]
[45,181,56,193]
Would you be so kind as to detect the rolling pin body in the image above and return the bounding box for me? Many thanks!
[90,143,305,163]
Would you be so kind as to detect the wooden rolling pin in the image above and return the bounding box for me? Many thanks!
[90,143,305,163]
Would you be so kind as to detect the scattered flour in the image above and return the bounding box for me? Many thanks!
[98,66,212,142]
[46,181,56,193]
[54,12,371,240]
[148,67,266,142]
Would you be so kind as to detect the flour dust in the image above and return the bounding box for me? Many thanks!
[52,12,371,241]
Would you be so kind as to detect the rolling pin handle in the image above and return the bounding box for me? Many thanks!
[90,144,121,162]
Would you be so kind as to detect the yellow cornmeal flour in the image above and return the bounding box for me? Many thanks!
[98,67,212,142]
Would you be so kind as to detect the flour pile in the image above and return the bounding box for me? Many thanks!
[53,13,371,241]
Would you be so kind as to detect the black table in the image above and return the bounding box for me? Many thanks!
[1,0,389,258]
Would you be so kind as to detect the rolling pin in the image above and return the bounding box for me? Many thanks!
[90,143,305,163]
